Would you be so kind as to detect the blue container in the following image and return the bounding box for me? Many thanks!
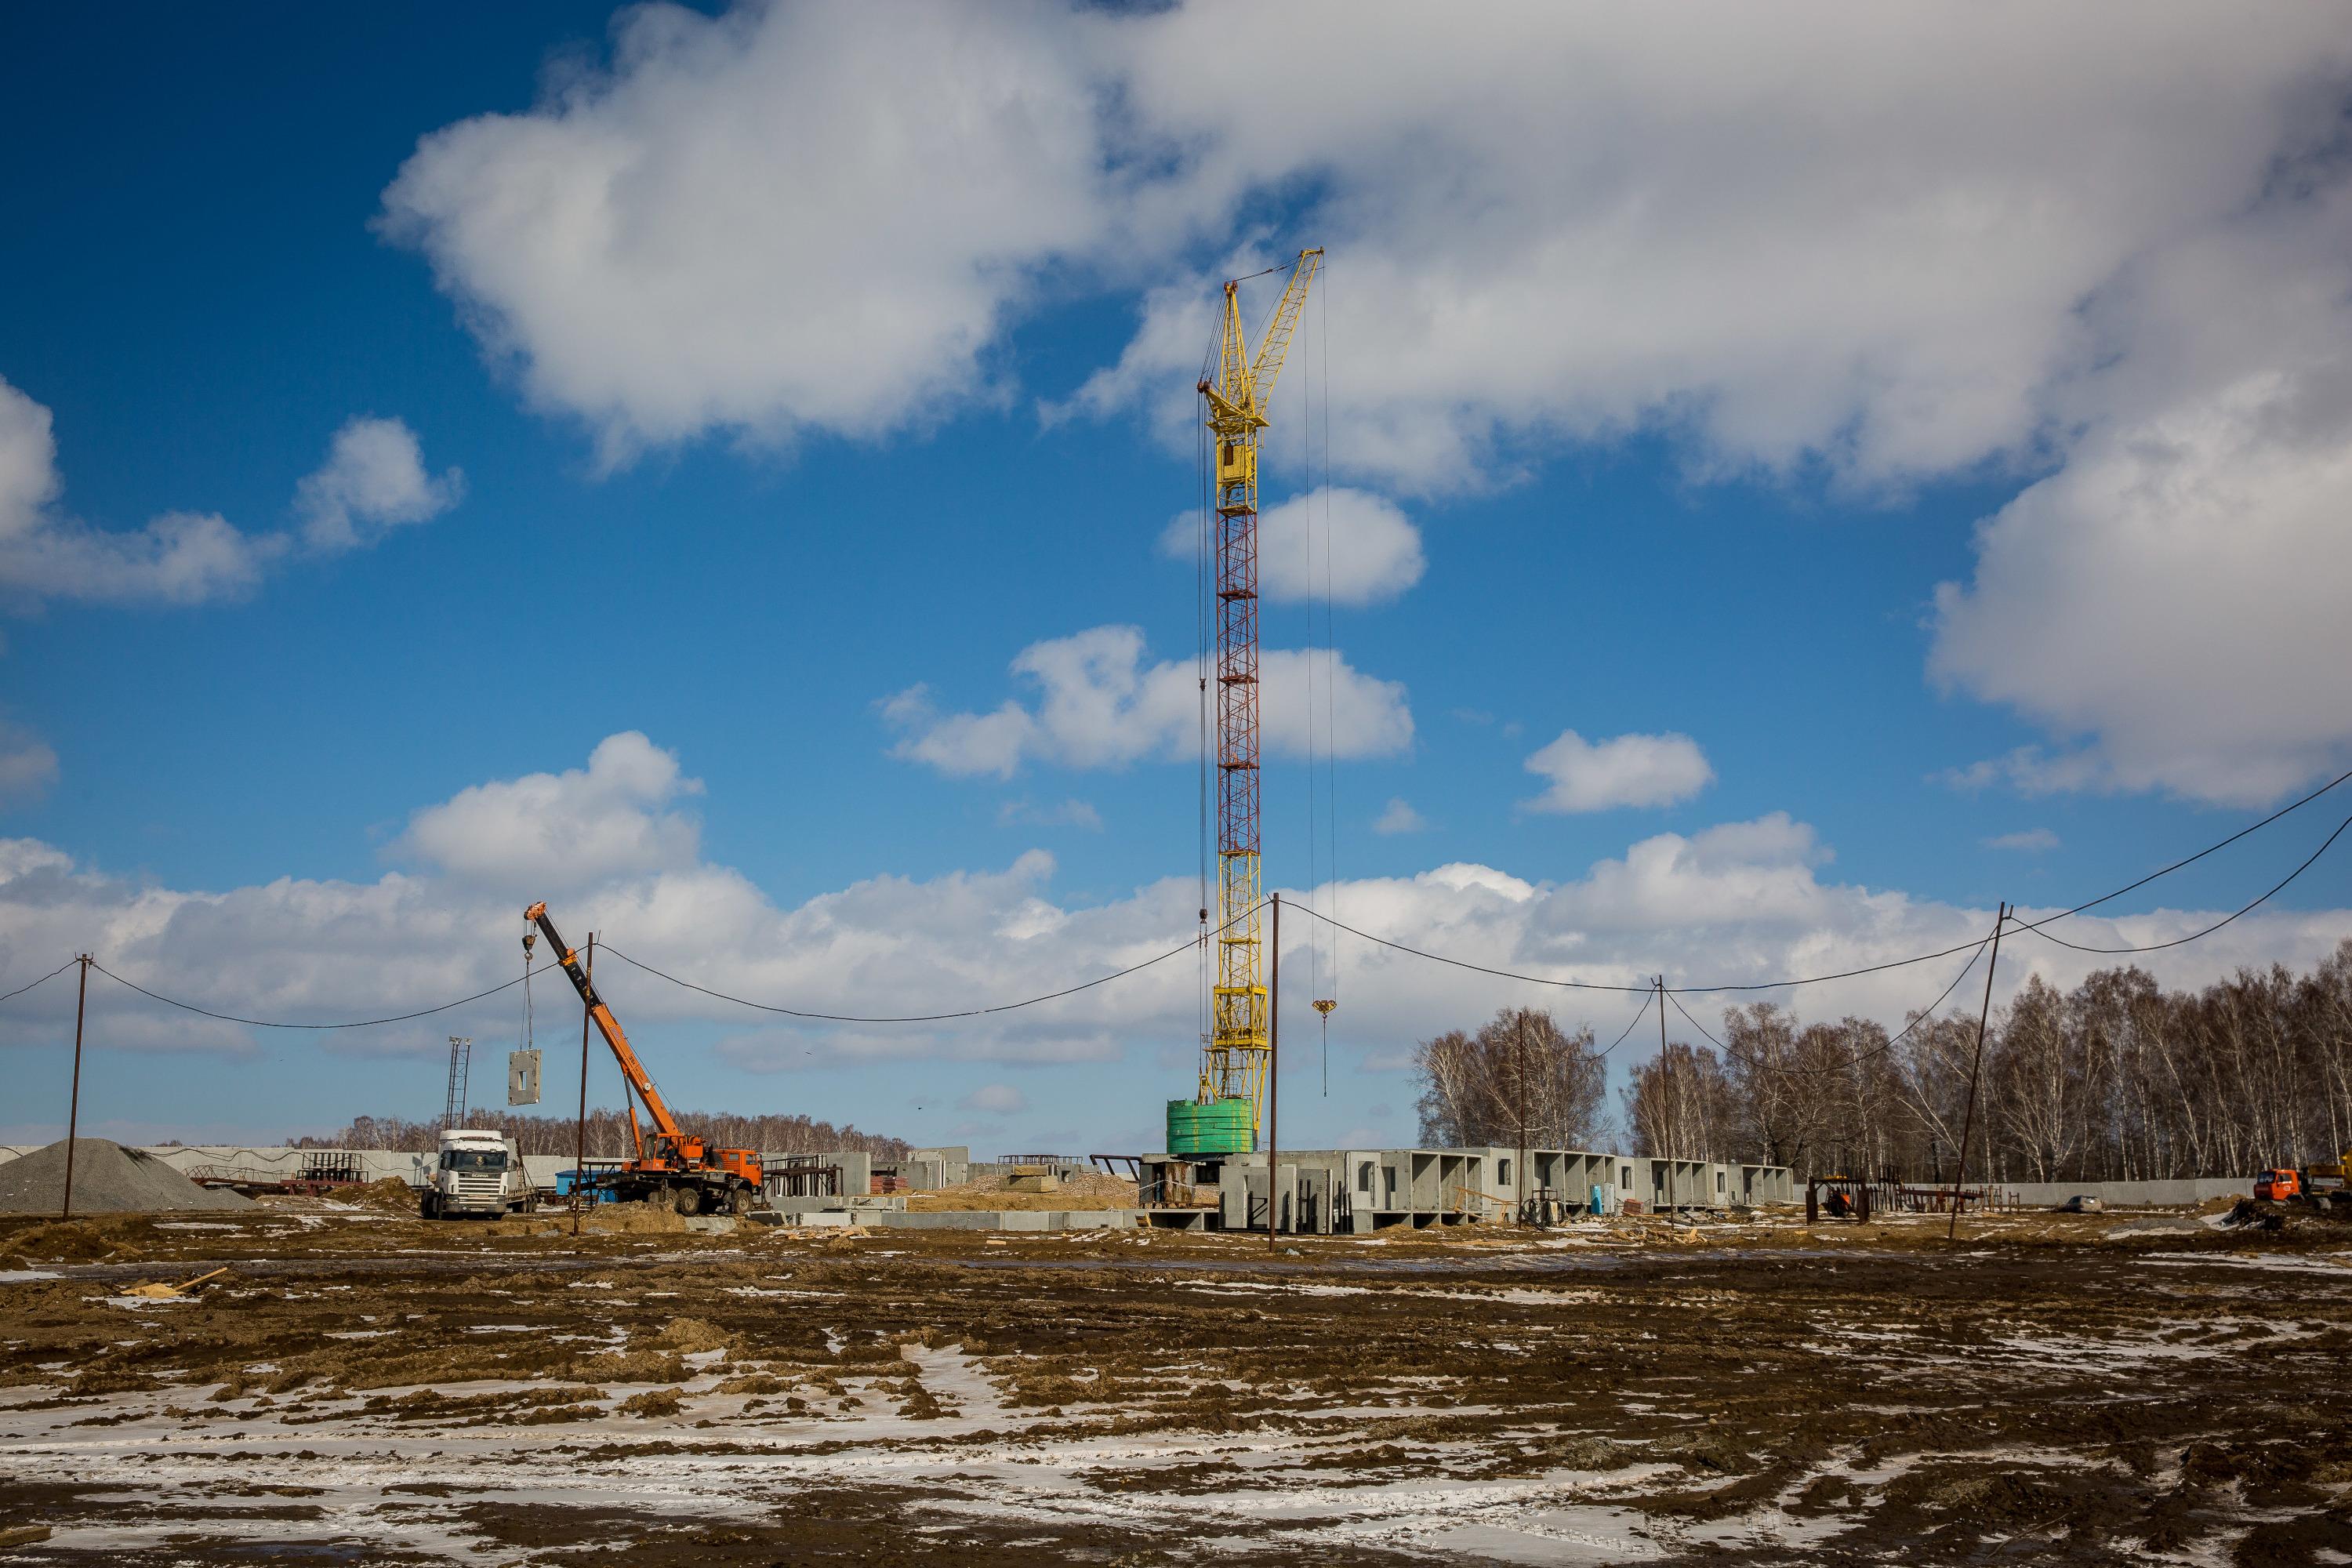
[554,1169,616,1203]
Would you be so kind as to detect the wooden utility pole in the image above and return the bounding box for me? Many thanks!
[1948,905,2008,1241]
[572,934,594,1240]
[1268,893,1280,1250]
[1657,975,1673,1211]
[61,955,89,1220]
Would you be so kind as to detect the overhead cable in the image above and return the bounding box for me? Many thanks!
[0,956,80,1007]
[596,902,1265,1025]
[2009,810,2352,956]
[89,961,535,1030]
[2009,764,2352,934]
[1664,937,1993,1078]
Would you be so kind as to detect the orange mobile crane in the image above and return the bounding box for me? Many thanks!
[524,902,764,1215]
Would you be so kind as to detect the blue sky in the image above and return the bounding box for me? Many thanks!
[4,2,2350,1156]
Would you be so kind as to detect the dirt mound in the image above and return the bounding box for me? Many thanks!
[0,1139,251,1214]
[909,1171,1138,1212]
[346,1177,424,1214]
[582,1200,688,1234]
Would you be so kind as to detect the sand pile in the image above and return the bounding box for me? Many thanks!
[0,1139,252,1214]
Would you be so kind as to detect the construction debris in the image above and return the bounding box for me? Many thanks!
[0,1139,252,1214]
[118,1265,231,1300]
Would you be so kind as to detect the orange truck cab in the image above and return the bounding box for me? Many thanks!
[2256,1168,2303,1201]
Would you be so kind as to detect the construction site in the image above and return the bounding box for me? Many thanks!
[10,42,2352,1559]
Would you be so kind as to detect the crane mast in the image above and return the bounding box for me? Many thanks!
[1195,248,1321,1142]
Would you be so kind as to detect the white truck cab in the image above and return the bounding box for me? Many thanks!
[423,1129,532,1219]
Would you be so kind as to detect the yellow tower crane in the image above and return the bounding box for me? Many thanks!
[1176,247,1321,1156]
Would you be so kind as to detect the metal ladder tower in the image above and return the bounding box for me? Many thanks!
[441,1035,472,1130]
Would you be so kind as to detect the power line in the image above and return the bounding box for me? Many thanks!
[1291,906,1657,993]
[597,902,1265,1025]
[1294,771,2352,995]
[1597,986,1656,1058]
[1664,937,1992,1078]
[1293,902,1977,995]
[89,961,536,1030]
[2009,809,2352,956]
[2009,764,2352,934]
[0,957,79,1007]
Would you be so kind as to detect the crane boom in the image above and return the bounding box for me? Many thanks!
[524,901,684,1150]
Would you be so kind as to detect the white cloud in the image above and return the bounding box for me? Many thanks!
[378,5,2352,805]
[1984,829,2060,853]
[394,731,704,889]
[1079,5,2352,491]
[1373,798,1426,836]
[1523,729,1713,814]
[959,1083,1029,1115]
[1933,362,2352,806]
[295,416,463,553]
[0,377,460,608]
[0,721,59,808]
[0,375,281,607]
[883,624,1411,779]
[385,5,2350,489]
[379,1,1117,464]
[2,739,2342,1077]
[1158,487,1424,607]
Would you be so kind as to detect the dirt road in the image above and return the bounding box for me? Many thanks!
[2,1200,2347,1564]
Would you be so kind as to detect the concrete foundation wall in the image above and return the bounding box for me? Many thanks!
[2000,1176,2250,1207]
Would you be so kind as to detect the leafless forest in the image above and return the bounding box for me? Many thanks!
[1424,942,2352,1181]
[297,1109,910,1160]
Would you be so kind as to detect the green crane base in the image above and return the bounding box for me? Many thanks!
[1167,1098,1253,1156]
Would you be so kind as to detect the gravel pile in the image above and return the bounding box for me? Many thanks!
[0,1139,253,1214]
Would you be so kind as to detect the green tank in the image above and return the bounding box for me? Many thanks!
[1167,1097,1254,1156]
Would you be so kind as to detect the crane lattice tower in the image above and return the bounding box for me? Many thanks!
[1196,248,1321,1138]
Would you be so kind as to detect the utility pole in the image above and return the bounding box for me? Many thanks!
[1657,975,1672,1212]
[1515,1011,1530,1224]
[1268,893,1280,1251]
[573,934,593,1240]
[1948,904,2008,1241]
[61,954,89,1220]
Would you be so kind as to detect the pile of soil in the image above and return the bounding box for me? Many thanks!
[908,1171,1138,1212]
[0,1139,252,1214]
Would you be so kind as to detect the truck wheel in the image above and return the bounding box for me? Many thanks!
[729,1187,753,1216]
[420,1192,440,1221]
[673,1185,702,1218]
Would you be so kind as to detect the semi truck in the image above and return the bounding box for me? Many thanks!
[423,1128,533,1218]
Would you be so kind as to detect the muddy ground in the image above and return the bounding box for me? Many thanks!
[0,1195,2347,1565]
